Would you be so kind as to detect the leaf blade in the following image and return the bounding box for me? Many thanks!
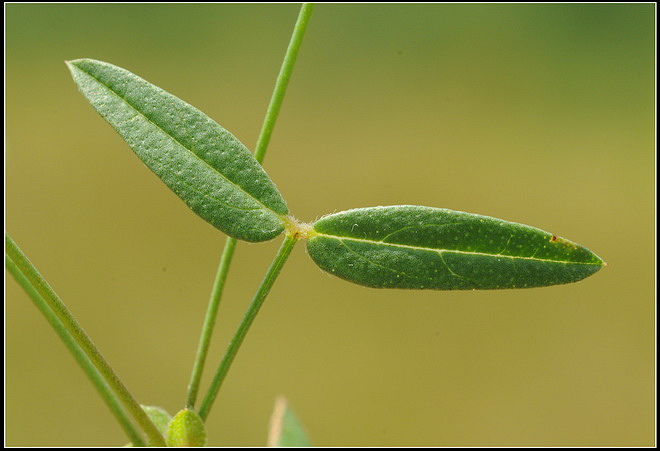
[307,206,605,290]
[267,396,311,447]
[67,58,288,242]
[124,406,172,446]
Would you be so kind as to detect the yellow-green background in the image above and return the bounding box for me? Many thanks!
[6,4,655,447]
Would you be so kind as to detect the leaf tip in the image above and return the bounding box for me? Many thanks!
[65,59,81,75]
[267,396,311,447]
[65,58,94,72]
[588,250,607,268]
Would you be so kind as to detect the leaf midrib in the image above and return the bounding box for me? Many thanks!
[311,232,602,266]
[74,62,283,218]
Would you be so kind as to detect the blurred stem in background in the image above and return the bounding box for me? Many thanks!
[5,233,164,446]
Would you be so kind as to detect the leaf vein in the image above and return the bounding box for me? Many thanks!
[338,240,413,280]
[438,253,465,279]
[144,154,263,213]
[76,64,279,217]
[379,222,463,243]
[316,233,600,266]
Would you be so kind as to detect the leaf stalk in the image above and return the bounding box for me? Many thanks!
[198,233,299,421]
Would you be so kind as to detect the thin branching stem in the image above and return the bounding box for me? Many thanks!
[185,3,314,409]
[254,3,315,164]
[198,234,299,421]
[185,237,237,408]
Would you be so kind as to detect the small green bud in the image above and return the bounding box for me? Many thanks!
[166,408,207,447]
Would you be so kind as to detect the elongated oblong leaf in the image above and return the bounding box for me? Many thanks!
[67,58,288,242]
[307,206,605,290]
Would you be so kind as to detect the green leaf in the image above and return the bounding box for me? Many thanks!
[166,408,206,447]
[124,405,171,446]
[141,405,172,437]
[267,396,311,447]
[307,206,605,290]
[67,58,288,242]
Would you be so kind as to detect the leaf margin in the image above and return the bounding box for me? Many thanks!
[67,58,288,242]
[306,205,605,290]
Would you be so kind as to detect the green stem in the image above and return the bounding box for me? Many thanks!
[5,233,166,447]
[6,254,146,447]
[198,234,299,421]
[185,237,237,408]
[254,2,315,164]
[184,3,314,410]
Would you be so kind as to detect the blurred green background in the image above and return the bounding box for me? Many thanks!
[6,3,655,447]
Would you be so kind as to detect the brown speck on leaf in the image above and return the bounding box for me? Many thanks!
[550,235,558,242]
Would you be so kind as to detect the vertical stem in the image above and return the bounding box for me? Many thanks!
[6,255,146,447]
[5,233,166,447]
[185,237,237,407]
[185,3,314,409]
[198,234,299,421]
[254,2,315,164]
